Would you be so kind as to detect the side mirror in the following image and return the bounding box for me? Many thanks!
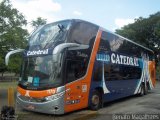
[5,49,24,66]
[52,43,89,62]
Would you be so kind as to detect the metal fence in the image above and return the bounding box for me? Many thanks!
[0,77,19,82]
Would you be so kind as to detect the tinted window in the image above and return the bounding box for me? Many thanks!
[93,61,102,81]
[65,21,98,83]
[117,41,141,58]
[107,33,124,52]
[68,21,98,45]
[104,63,141,81]
[66,60,87,83]
[29,20,71,48]
[98,31,111,52]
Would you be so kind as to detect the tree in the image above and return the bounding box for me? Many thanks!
[31,17,47,29]
[8,54,22,75]
[115,12,160,53]
[0,0,29,76]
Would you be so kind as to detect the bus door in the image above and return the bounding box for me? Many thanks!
[64,60,84,112]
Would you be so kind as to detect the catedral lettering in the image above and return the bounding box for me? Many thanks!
[111,53,139,66]
[27,49,48,56]
[5,19,156,115]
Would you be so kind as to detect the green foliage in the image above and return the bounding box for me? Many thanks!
[31,17,47,29]
[116,12,160,53]
[7,54,22,74]
[0,0,29,75]
[0,55,6,74]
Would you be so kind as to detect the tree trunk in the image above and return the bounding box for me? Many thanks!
[2,72,4,77]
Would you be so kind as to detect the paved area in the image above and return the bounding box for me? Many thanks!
[89,81,160,120]
[0,81,160,120]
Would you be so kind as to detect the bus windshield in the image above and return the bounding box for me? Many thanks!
[19,55,63,90]
[29,20,71,48]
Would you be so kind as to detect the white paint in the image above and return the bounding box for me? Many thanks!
[134,55,154,94]
[82,85,87,92]
[25,91,30,97]
[47,89,56,94]
[111,53,139,67]
[28,77,33,83]
[102,62,110,94]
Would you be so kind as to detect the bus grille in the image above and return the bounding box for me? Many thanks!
[19,95,46,103]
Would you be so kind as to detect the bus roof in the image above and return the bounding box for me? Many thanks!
[41,19,154,53]
[70,19,154,53]
[100,27,154,53]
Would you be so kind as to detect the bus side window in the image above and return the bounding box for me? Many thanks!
[93,31,110,81]
[104,63,111,80]
[69,22,98,45]
[104,64,142,81]
[93,62,102,81]
[98,31,111,52]
[66,60,86,83]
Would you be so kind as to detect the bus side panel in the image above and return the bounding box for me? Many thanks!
[64,30,102,113]
[64,80,84,112]
[89,61,140,103]
[134,58,156,94]
[148,61,156,88]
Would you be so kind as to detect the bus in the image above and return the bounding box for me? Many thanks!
[5,19,156,114]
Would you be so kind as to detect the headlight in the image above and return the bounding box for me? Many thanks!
[45,91,65,101]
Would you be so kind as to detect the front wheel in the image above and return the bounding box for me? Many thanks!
[90,91,102,111]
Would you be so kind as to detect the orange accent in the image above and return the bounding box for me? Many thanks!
[17,86,56,98]
[148,61,156,87]
[64,30,102,112]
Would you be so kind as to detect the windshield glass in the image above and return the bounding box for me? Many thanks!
[29,20,71,48]
[19,55,63,89]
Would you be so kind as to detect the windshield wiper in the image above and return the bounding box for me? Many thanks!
[58,24,65,33]
[43,24,66,48]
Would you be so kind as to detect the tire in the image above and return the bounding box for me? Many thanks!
[140,83,148,96]
[144,82,148,95]
[90,90,102,111]
[139,84,145,96]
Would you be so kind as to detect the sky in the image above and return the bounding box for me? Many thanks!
[2,0,160,32]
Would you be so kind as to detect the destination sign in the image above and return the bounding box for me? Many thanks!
[26,49,49,56]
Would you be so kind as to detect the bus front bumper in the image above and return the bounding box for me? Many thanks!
[16,94,65,115]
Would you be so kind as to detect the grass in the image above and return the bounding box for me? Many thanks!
[0,81,18,89]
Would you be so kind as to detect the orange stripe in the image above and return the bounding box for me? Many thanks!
[64,30,102,112]
[149,61,156,87]
[82,30,102,107]
[17,86,56,98]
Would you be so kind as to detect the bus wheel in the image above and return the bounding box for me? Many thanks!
[90,91,102,110]
[140,84,145,96]
[144,82,149,95]
[140,84,148,96]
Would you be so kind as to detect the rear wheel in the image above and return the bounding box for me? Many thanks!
[90,91,102,110]
[144,82,148,95]
[140,84,145,96]
[140,83,148,96]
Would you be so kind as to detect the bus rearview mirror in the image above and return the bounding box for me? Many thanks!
[5,49,24,66]
[52,43,89,61]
